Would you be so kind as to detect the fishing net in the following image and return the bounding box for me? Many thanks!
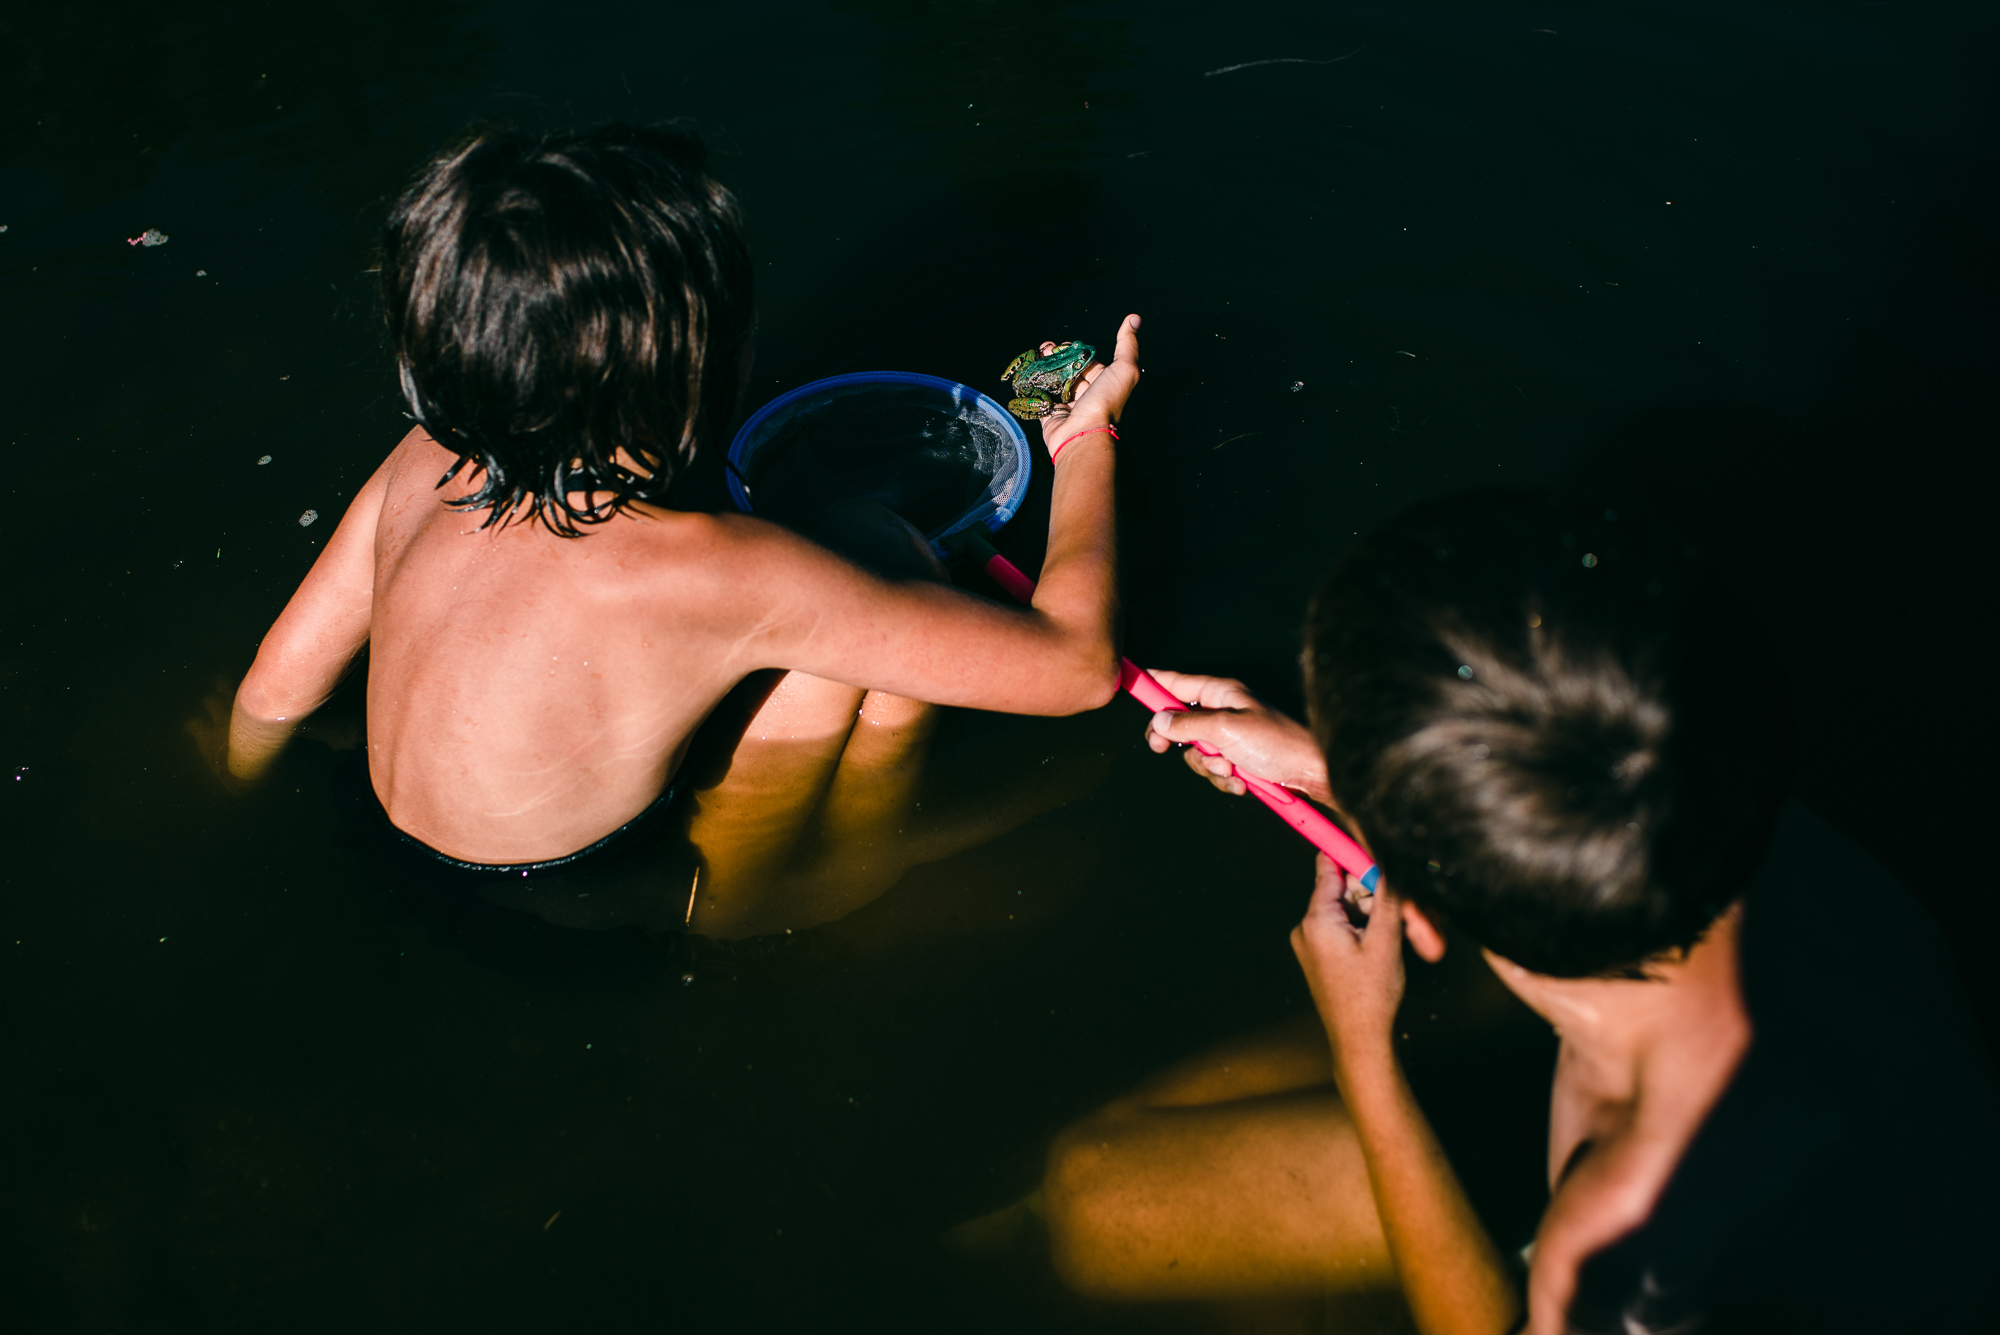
[726,371,1032,553]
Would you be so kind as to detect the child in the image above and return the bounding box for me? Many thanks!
[217,123,1141,937]
[1037,490,1998,1333]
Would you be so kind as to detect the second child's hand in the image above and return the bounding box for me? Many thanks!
[1141,672,1332,804]
[1293,854,1404,1072]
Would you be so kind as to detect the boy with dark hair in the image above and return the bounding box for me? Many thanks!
[212,123,1142,938]
[1040,490,1997,1333]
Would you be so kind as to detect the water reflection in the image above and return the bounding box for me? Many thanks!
[400,667,1119,945]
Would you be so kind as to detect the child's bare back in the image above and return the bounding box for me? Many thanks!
[219,124,1139,886]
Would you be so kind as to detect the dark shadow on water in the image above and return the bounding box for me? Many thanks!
[1560,52,2000,1047]
[837,0,1136,218]
[0,2,497,213]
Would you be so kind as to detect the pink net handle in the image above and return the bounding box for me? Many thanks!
[969,539,1380,888]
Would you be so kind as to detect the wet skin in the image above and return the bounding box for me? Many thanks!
[216,317,1142,922]
[1038,679,1753,1333]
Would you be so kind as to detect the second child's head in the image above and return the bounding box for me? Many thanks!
[1305,490,1791,978]
[382,123,753,535]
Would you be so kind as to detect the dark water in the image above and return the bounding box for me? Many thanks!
[3,1,1995,1330]
[737,382,1016,537]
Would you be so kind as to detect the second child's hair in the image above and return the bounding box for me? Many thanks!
[382,123,753,536]
[1305,490,1791,978]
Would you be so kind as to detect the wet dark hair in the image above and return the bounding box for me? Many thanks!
[381,122,753,536]
[1305,489,1791,978]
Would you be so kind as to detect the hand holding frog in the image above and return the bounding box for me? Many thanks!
[1005,314,1141,458]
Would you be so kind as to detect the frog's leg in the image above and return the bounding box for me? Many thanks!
[1002,351,1034,382]
[1009,397,1054,420]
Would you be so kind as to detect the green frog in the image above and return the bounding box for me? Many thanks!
[1001,341,1095,420]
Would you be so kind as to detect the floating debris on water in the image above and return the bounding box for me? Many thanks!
[196,269,207,277]
[257,455,272,466]
[1204,49,1363,77]
[127,228,169,247]
[1,224,9,233]
[1291,381,1305,392]
[681,973,695,986]
[298,509,318,527]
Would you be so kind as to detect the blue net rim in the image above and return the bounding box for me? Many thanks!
[725,370,1034,549]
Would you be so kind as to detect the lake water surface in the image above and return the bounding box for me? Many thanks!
[3,1,1994,1329]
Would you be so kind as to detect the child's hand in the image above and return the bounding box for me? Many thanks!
[1142,670,1332,803]
[184,678,245,789]
[185,677,292,790]
[1291,854,1407,1075]
[1038,313,1142,454]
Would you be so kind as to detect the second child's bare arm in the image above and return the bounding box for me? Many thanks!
[1295,862,1522,1335]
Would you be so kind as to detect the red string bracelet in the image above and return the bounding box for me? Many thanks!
[1049,423,1118,461]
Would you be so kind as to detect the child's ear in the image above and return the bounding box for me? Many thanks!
[1401,900,1448,963]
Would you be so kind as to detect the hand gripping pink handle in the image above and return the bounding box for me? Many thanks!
[959,531,1380,889]
[1114,661,1380,888]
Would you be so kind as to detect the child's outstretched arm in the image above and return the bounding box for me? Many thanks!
[1025,313,1141,692]
[222,459,386,782]
[715,316,1142,715]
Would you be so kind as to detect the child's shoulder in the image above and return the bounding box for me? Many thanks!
[383,427,748,548]
[375,427,843,615]
[620,503,836,585]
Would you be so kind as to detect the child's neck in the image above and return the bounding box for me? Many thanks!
[1493,903,1751,1118]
